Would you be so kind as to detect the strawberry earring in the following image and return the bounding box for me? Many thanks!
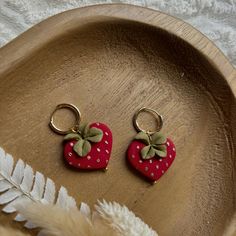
[127,107,176,183]
[49,103,112,171]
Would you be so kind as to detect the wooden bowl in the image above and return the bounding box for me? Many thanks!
[0,4,235,235]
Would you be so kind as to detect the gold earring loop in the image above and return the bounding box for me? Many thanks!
[133,107,163,134]
[49,103,81,135]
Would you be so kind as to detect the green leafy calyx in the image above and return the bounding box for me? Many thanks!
[135,131,167,160]
[64,123,103,157]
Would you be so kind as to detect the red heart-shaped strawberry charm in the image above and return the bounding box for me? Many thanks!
[127,131,176,183]
[63,122,112,170]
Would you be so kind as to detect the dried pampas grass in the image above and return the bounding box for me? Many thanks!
[16,203,119,236]
[223,212,236,236]
[96,200,157,236]
[0,226,30,236]
[0,200,158,236]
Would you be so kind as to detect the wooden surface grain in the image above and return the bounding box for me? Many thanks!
[0,4,235,236]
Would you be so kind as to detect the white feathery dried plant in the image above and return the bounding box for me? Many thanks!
[0,147,158,236]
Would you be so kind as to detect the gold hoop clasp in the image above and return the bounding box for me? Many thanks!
[133,107,163,134]
[49,103,81,135]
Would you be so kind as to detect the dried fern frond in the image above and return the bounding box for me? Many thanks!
[0,147,77,230]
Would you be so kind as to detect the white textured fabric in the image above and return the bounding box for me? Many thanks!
[0,0,235,67]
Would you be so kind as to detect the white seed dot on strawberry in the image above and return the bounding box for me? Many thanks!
[139,160,143,163]
[87,155,91,160]
[137,146,140,150]
[70,142,74,147]
[97,159,100,163]
[166,163,169,167]
[77,163,80,167]
[69,162,72,165]
[167,142,170,146]
[149,160,153,163]
[173,147,176,151]
[170,154,172,158]
[162,170,164,174]
[68,152,72,157]
[96,123,100,126]
[131,155,135,159]
[88,165,91,168]
[151,173,154,177]
[105,132,109,136]
[105,141,109,144]
[160,159,163,162]
[97,148,101,152]
[106,159,108,163]
[144,167,148,171]
[156,165,159,169]
[105,150,109,154]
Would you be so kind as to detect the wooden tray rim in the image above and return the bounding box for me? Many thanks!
[0,4,235,94]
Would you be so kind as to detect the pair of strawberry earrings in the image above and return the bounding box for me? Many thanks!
[49,104,176,183]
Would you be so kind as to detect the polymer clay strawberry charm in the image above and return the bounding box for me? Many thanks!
[127,107,176,183]
[63,123,112,170]
[49,104,112,170]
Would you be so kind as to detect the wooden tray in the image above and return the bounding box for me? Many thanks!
[0,4,235,235]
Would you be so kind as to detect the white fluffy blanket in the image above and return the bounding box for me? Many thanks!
[0,0,235,67]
